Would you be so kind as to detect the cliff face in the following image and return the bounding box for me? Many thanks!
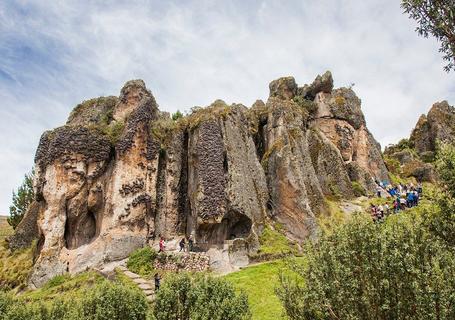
[11,73,388,287]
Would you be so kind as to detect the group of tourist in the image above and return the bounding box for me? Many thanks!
[157,234,195,253]
[370,181,423,222]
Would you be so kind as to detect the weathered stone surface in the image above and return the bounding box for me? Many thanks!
[12,73,390,286]
[7,201,40,251]
[410,101,455,155]
[66,96,118,126]
[298,71,334,100]
[269,76,298,100]
[402,160,436,182]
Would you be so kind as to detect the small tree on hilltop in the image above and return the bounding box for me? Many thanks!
[8,170,34,229]
[402,0,455,72]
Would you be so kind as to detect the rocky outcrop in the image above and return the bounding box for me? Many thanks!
[7,201,40,251]
[13,72,389,286]
[410,101,455,157]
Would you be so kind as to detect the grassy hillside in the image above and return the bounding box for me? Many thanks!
[0,215,34,290]
[0,216,13,240]
[224,259,299,320]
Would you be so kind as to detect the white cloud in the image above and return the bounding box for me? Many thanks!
[0,0,454,213]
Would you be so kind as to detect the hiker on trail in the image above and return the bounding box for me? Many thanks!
[377,186,382,198]
[188,234,194,252]
[179,238,186,252]
[159,236,165,253]
[154,273,161,291]
[417,183,423,196]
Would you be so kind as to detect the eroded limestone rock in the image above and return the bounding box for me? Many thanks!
[12,73,389,286]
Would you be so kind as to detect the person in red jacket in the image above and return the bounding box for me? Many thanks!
[159,236,165,253]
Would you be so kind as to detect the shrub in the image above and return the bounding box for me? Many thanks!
[1,280,148,320]
[277,214,455,319]
[172,110,183,121]
[81,282,148,320]
[383,156,401,175]
[292,96,317,115]
[154,273,251,320]
[351,181,366,197]
[427,143,455,247]
[252,225,297,261]
[127,247,157,278]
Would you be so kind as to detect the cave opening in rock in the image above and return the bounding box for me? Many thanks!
[196,211,252,247]
[64,209,97,250]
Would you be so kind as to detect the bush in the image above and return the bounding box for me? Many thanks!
[277,214,455,319]
[1,281,148,320]
[427,143,455,247]
[292,96,317,115]
[351,181,366,197]
[81,282,148,320]
[252,225,297,261]
[127,247,157,278]
[154,273,251,320]
[172,110,183,121]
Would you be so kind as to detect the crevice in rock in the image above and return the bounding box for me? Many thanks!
[177,130,189,235]
[154,148,167,237]
[223,150,229,173]
[253,118,267,161]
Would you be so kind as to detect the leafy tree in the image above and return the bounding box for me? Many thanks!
[427,143,455,246]
[154,273,251,320]
[277,214,455,319]
[8,170,34,229]
[402,0,455,72]
[172,110,184,121]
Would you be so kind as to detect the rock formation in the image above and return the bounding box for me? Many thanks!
[410,101,455,159]
[11,73,388,287]
[385,101,454,182]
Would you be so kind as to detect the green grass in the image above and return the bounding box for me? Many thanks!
[253,225,297,261]
[20,271,107,302]
[0,216,13,240]
[0,217,34,290]
[224,259,291,320]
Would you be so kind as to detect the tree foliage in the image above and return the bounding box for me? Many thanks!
[277,214,455,319]
[8,170,34,229]
[172,110,184,121]
[427,143,455,246]
[402,0,455,72]
[154,273,251,320]
[0,281,149,320]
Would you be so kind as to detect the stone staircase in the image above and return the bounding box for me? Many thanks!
[118,265,155,302]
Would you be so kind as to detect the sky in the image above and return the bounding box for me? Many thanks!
[0,0,454,214]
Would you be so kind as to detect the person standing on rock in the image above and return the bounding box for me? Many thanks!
[154,273,161,291]
[179,237,186,252]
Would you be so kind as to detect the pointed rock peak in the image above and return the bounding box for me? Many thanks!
[251,99,265,109]
[269,76,297,100]
[298,71,333,101]
[114,79,155,121]
[209,99,228,108]
[429,100,453,115]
